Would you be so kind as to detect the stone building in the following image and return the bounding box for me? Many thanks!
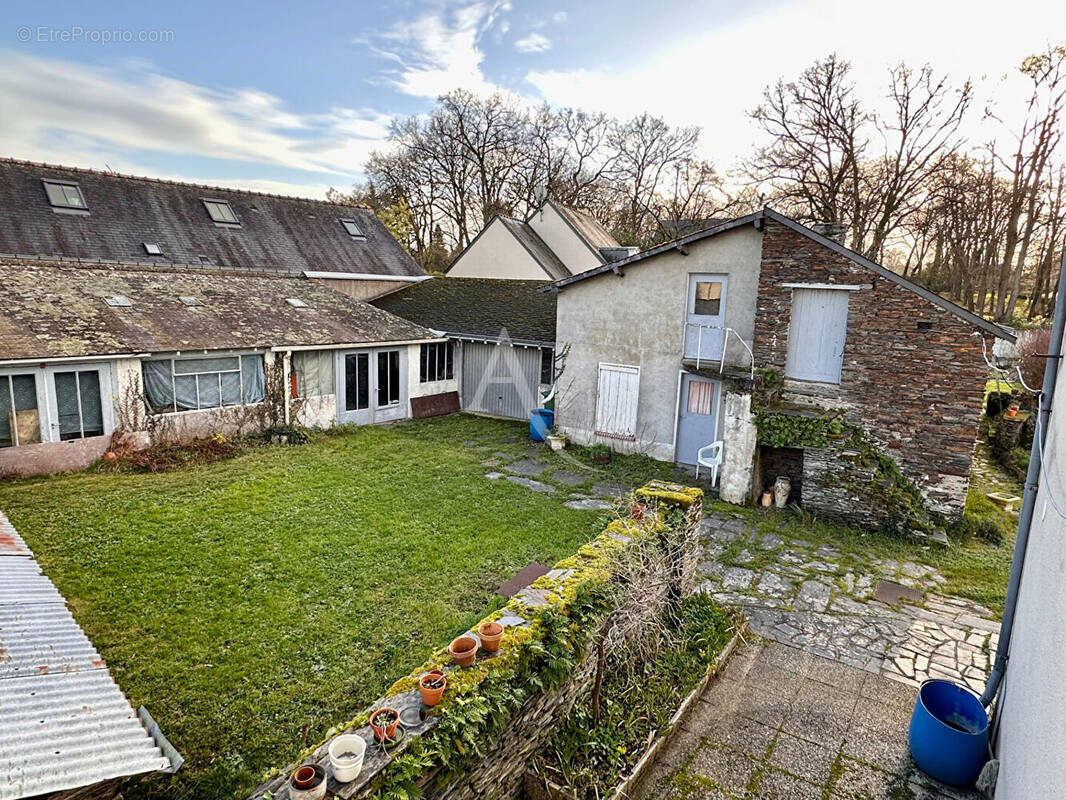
[548,208,1014,529]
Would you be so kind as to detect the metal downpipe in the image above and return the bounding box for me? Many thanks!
[979,246,1066,707]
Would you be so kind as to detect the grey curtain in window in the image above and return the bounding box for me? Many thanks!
[143,360,182,411]
[241,355,265,404]
[292,350,334,397]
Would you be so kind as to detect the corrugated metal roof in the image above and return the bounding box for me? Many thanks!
[0,511,173,799]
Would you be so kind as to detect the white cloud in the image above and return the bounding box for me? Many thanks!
[525,0,1065,172]
[551,11,567,23]
[515,32,552,54]
[368,1,510,98]
[0,50,390,187]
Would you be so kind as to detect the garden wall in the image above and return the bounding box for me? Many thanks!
[249,482,703,800]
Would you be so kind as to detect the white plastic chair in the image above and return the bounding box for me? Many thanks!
[695,440,723,485]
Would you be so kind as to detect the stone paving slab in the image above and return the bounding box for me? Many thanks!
[637,639,981,800]
[695,511,1001,693]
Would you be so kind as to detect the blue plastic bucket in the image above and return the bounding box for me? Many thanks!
[909,679,989,787]
[529,408,554,442]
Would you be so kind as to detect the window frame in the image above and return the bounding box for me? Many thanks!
[539,348,555,386]
[202,198,240,226]
[419,341,454,384]
[291,349,336,399]
[42,180,88,212]
[51,369,106,441]
[339,218,366,240]
[142,352,263,414]
[0,370,47,448]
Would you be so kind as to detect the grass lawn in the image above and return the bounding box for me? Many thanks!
[0,413,1017,798]
[0,416,625,800]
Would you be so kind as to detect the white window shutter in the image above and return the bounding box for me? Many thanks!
[785,289,850,383]
[595,363,640,439]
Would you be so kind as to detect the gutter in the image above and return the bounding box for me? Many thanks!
[980,245,1066,707]
[303,271,431,282]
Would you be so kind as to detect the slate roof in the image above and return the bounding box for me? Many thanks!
[546,200,619,256]
[496,217,570,280]
[0,259,433,360]
[0,159,425,277]
[0,511,175,799]
[550,208,1015,342]
[372,277,556,346]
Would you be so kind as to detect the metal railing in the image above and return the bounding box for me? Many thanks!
[685,322,755,381]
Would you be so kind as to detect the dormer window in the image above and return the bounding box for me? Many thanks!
[340,218,366,240]
[43,180,88,212]
[203,199,239,226]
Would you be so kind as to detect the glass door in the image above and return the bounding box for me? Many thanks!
[335,347,407,424]
[43,365,112,443]
[373,349,406,422]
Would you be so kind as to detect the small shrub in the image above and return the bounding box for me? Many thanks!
[950,513,1008,547]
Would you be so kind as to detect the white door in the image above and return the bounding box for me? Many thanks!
[335,348,407,424]
[676,374,720,465]
[785,289,850,383]
[684,274,727,361]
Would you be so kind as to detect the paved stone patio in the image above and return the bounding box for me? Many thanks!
[697,512,1000,694]
[637,639,982,800]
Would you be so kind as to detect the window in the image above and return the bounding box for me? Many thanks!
[345,353,370,411]
[286,298,308,308]
[419,341,453,383]
[595,363,639,440]
[785,288,851,384]
[53,371,104,440]
[540,349,555,385]
[43,180,87,210]
[340,218,366,239]
[103,295,132,307]
[179,296,204,307]
[142,354,264,413]
[144,243,163,255]
[292,350,335,398]
[377,350,400,407]
[692,280,722,315]
[203,199,239,225]
[0,374,42,448]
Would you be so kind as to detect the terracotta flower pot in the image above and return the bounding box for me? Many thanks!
[449,635,478,667]
[593,452,611,465]
[289,764,327,800]
[292,766,317,790]
[478,621,504,653]
[760,490,773,507]
[629,502,647,520]
[369,708,400,743]
[419,670,447,706]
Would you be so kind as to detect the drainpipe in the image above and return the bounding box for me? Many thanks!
[980,246,1066,708]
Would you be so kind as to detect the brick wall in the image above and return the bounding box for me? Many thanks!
[753,220,989,519]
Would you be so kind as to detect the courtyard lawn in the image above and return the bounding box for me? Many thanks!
[0,416,615,800]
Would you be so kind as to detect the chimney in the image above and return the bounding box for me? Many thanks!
[599,246,639,262]
[812,222,847,245]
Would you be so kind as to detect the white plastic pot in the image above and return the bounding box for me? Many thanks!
[547,434,566,452]
[329,734,367,783]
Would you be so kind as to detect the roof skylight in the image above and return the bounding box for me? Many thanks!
[203,199,239,225]
[43,180,88,211]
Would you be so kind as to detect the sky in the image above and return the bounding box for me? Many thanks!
[1,0,1063,199]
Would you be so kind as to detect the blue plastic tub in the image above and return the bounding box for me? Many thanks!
[529,408,555,442]
[909,679,989,787]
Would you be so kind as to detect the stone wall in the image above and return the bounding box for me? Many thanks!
[249,483,703,800]
[753,220,990,519]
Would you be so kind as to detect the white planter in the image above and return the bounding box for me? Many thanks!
[329,734,367,783]
[547,435,566,452]
[773,476,791,508]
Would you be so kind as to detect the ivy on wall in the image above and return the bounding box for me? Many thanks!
[753,399,940,535]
